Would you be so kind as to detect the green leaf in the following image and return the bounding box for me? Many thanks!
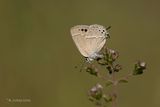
[86,66,98,76]
[118,79,128,84]
[103,95,112,103]
[97,59,108,65]
[133,69,143,75]
[88,97,94,102]
[105,81,113,87]
[95,92,103,100]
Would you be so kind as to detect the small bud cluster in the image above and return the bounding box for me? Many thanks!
[84,47,147,107]
[89,83,103,100]
[133,61,146,75]
[88,83,112,106]
[81,46,147,107]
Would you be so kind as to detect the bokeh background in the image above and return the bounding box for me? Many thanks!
[0,0,160,107]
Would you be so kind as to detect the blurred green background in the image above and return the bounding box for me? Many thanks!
[0,0,160,107]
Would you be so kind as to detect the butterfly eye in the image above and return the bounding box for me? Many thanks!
[101,30,106,34]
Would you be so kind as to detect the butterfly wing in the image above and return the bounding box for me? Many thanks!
[70,25,90,57]
[84,24,107,57]
[70,24,109,59]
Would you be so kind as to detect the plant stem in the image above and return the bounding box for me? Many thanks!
[112,72,117,107]
[110,63,117,107]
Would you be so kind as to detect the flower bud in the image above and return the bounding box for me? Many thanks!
[114,64,122,72]
[109,49,119,61]
[88,83,103,100]
[103,48,119,62]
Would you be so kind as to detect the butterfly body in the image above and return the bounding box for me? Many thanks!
[70,24,109,61]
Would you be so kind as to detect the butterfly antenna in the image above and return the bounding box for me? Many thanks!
[106,26,111,30]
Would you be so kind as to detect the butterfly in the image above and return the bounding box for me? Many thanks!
[70,24,110,62]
